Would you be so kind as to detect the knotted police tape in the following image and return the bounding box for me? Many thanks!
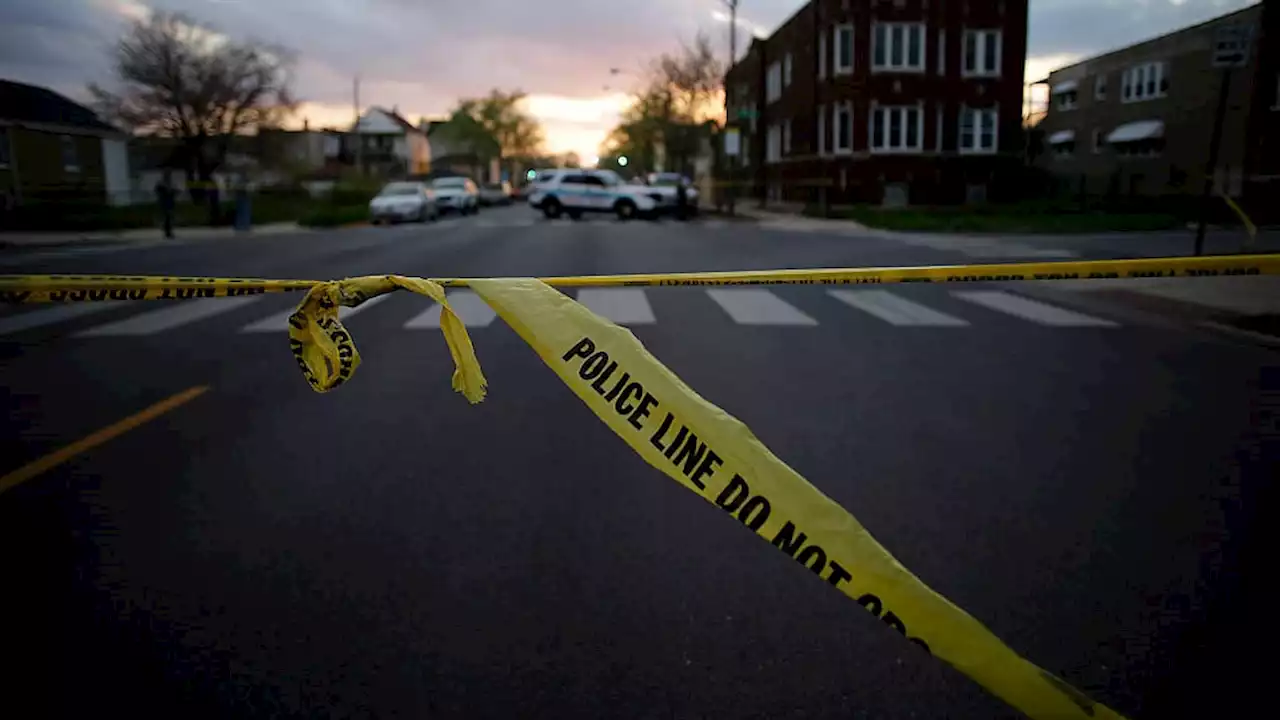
[286,275,487,402]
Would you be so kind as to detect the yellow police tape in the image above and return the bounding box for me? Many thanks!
[6,252,1278,719]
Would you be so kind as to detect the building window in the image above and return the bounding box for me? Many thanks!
[0,127,10,168]
[873,23,926,73]
[833,103,853,155]
[834,24,854,75]
[60,135,79,173]
[870,105,924,153]
[1095,75,1107,101]
[937,29,946,76]
[959,107,998,154]
[766,123,781,163]
[1054,91,1078,112]
[817,105,827,156]
[783,53,793,88]
[766,61,782,103]
[962,30,1001,77]
[818,31,828,79]
[782,118,792,155]
[1122,62,1167,103]
[1092,128,1104,153]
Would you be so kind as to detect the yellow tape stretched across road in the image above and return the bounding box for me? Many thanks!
[6,253,1275,718]
[1,254,1277,305]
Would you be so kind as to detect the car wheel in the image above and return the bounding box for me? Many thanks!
[615,200,637,221]
[543,198,563,219]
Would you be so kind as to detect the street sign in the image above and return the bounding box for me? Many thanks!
[1212,24,1253,68]
[735,108,759,120]
[723,128,741,157]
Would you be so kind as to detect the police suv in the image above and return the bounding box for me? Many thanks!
[527,169,658,221]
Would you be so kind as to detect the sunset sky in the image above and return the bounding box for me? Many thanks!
[0,0,1258,160]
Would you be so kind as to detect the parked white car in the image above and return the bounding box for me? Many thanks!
[479,181,513,206]
[526,169,658,221]
[369,181,439,224]
[644,172,700,215]
[432,177,480,215]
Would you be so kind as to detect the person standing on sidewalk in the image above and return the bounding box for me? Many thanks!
[154,173,176,239]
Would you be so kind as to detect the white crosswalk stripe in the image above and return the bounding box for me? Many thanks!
[706,289,817,326]
[953,291,1117,327]
[403,291,497,328]
[575,289,656,325]
[239,294,391,333]
[829,290,969,326]
[77,296,264,337]
[0,302,132,335]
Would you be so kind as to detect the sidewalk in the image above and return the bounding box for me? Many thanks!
[1051,275,1280,343]
[0,222,306,249]
[731,203,873,232]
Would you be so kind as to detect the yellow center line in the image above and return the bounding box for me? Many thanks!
[0,385,210,495]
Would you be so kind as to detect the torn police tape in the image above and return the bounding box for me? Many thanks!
[5,254,1275,718]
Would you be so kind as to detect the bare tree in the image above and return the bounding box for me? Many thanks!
[90,12,296,216]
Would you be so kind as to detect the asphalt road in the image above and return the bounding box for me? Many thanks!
[1,205,1275,718]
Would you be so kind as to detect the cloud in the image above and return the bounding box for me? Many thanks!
[0,0,1265,159]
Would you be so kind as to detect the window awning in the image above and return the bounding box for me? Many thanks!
[1107,120,1164,144]
[1048,130,1076,145]
[1051,80,1079,94]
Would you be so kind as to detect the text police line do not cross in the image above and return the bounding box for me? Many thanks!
[561,335,931,653]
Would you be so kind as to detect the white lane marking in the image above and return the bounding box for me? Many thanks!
[575,289,656,325]
[239,294,390,333]
[706,289,817,326]
[403,291,497,328]
[78,296,264,337]
[953,291,1118,327]
[828,290,969,327]
[0,302,133,335]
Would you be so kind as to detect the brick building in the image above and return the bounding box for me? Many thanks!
[724,0,1029,206]
[1037,3,1274,206]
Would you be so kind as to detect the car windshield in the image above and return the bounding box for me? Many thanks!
[433,178,468,189]
[378,183,420,196]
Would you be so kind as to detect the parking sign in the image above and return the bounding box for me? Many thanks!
[1212,24,1252,68]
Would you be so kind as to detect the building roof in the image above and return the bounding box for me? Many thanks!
[1046,3,1262,79]
[0,79,119,133]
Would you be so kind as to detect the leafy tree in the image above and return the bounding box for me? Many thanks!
[602,33,724,176]
[449,89,544,164]
[90,12,296,217]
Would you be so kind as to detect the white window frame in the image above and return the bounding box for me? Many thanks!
[782,118,792,155]
[1122,62,1167,103]
[818,31,828,79]
[873,23,927,73]
[834,24,854,75]
[958,106,998,155]
[961,30,1001,78]
[832,102,853,155]
[60,134,80,173]
[817,105,827,156]
[1094,75,1107,101]
[869,104,925,154]
[937,29,946,76]
[766,62,782,103]
[783,53,793,88]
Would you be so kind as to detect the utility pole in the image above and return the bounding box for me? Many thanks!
[1195,22,1252,256]
[353,76,363,176]
[725,0,739,216]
